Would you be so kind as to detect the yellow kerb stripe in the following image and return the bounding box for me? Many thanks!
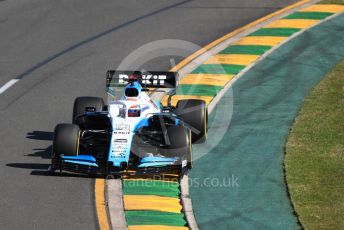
[123,195,183,213]
[95,179,110,230]
[233,36,286,46]
[180,74,234,86]
[170,0,315,72]
[204,54,260,66]
[128,225,189,230]
[264,19,319,29]
[300,4,344,13]
[161,95,213,106]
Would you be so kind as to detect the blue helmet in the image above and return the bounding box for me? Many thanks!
[124,80,142,98]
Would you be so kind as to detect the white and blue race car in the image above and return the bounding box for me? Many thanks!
[50,70,207,175]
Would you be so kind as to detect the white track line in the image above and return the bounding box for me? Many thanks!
[0,79,19,94]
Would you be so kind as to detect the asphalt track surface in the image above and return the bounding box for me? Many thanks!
[0,0,297,229]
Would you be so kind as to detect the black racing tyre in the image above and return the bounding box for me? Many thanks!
[52,124,80,158]
[165,126,192,169]
[176,99,208,143]
[72,97,104,123]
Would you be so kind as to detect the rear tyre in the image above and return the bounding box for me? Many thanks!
[165,126,192,169]
[52,124,80,158]
[176,99,208,143]
[72,97,104,123]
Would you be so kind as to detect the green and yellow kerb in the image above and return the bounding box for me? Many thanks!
[123,176,188,230]
[163,4,344,107]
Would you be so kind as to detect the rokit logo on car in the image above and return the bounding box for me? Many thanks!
[119,74,167,85]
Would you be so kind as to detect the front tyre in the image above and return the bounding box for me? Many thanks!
[176,99,208,143]
[52,124,80,159]
[165,126,192,169]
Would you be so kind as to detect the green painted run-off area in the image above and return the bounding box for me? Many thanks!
[190,13,344,229]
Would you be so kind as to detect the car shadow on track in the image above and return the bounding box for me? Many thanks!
[26,131,53,141]
[7,130,102,178]
[6,162,97,178]
[6,163,50,170]
[25,131,53,159]
[31,170,99,178]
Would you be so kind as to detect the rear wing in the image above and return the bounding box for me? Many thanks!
[106,70,178,89]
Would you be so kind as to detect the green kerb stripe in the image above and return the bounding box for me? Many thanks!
[249,28,300,37]
[192,64,245,75]
[220,45,272,55]
[125,210,187,226]
[284,12,333,20]
[123,180,180,197]
[176,84,223,96]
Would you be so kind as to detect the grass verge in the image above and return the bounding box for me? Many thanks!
[285,60,344,230]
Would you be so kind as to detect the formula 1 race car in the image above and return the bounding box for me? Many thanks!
[49,70,207,175]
